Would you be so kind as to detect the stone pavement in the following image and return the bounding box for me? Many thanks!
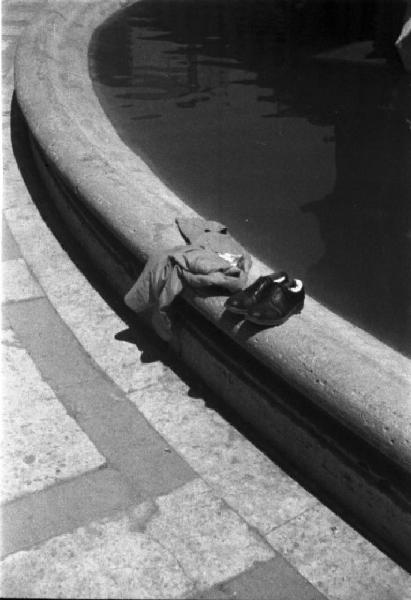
[1,1,411,598]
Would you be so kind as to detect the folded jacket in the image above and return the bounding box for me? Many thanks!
[124,217,252,339]
[124,244,248,313]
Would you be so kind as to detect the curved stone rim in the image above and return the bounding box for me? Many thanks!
[15,0,411,471]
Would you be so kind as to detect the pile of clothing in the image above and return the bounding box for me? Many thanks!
[124,217,304,339]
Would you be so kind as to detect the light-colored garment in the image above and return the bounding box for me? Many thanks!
[124,217,251,339]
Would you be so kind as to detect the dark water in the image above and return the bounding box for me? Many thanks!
[90,0,411,355]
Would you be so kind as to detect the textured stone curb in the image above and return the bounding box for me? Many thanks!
[14,0,411,562]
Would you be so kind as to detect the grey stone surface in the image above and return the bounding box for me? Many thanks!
[143,478,274,588]
[1,467,138,558]
[3,0,44,8]
[5,297,103,388]
[192,589,231,600]
[267,504,411,600]
[0,504,193,599]
[194,558,326,600]
[129,377,317,535]
[2,258,44,303]
[5,293,195,497]
[56,376,197,498]
[1,326,104,503]
[1,309,11,330]
[2,174,40,211]
[2,24,24,36]
[1,219,21,261]
[0,479,275,600]
[5,203,167,394]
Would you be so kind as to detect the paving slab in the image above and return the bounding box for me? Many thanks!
[5,294,196,497]
[1,309,11,330]
[56,377,197,497]
[143,478,274,588]
[2,18,33,25]
[1,467,139,559]
[0,478,275,599]
[4,203,167,393]
[3,0,45,9]
[129,377,318,535]
[2,25,24,36]
[1,326,105,503]
[0,502,193,599]
[194,557,326,600]
[2,177,35,210]
[3,12,39,22]
[5,297,105,388]
[2,258,44,303]
[1,219,21,261]
[267,504,411,600]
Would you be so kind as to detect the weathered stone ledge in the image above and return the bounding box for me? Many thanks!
[15,0,411,563]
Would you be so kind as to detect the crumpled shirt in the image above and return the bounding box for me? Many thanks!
[124,217,251,339]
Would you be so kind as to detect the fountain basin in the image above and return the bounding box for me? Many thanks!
[15,0,411,564]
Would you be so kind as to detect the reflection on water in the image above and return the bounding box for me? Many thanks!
[90,0,411,355]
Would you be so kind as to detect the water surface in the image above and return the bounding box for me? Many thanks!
[90,0,411,355]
